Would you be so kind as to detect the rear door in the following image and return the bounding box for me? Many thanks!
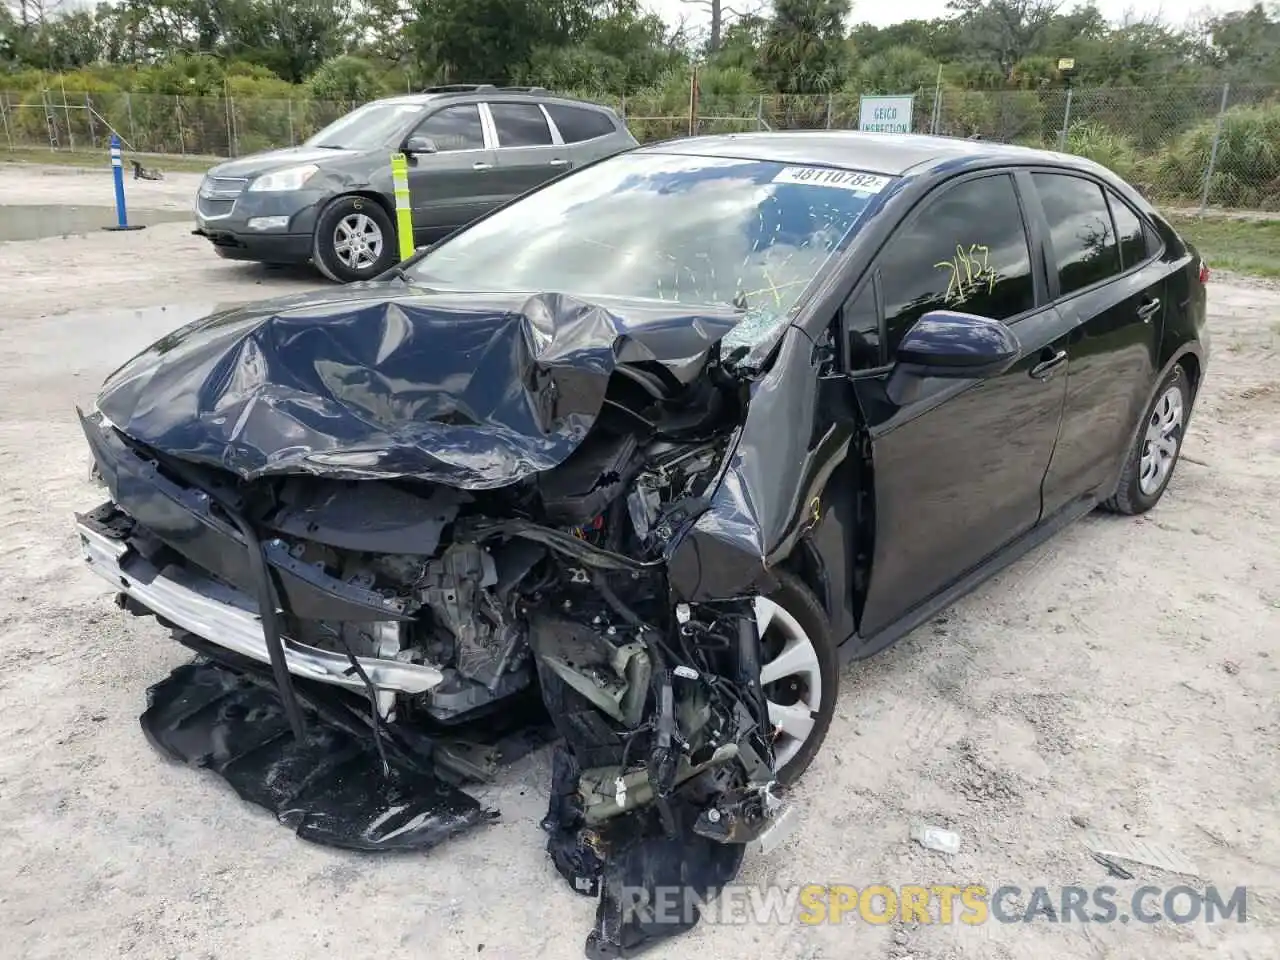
[405,103,498,240]
[1028,172,1167,515]
[847,171,1073,638]
[484,100,569,202]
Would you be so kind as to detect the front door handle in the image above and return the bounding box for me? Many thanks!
[1030,348,1068,380]
[549,158,569,167]
[472,161,492,171]
[1137,297,1161,322]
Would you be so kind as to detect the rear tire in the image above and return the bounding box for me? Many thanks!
[312,195,398,284]
[755,570,839,786]
[1101,365,1190,515]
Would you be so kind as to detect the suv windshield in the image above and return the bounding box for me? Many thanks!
[305,101,427,150]
[406,152,891,347]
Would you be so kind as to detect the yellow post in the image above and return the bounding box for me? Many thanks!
[391,152,414,262]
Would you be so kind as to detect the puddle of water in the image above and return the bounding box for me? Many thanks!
[0,204,191,241]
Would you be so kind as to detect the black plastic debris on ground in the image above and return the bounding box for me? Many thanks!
[542,745,746,959]
[140,659,497,852]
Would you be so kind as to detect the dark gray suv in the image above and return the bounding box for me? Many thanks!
[193,85,638,282]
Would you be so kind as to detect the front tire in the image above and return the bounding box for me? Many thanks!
[1101,365,1190,515]
[312,195,398,283]
[755,570,839,785]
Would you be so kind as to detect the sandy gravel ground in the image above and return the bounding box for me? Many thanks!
[1,165,1277,960]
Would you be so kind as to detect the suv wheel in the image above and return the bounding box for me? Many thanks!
[312,195,397,283]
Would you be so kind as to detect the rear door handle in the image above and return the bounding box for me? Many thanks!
[549,158,569,167]
[1137,297,1161,322]
[1030,348,1068,380]
[472,161,492,171]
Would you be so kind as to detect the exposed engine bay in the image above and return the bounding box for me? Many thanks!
[75,289,817,958]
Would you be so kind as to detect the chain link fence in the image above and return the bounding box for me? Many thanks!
[3,83,1277,210]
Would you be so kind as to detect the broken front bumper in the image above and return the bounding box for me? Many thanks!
[76,514,443,698]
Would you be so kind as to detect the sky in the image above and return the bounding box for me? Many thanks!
[645,0,1260,32]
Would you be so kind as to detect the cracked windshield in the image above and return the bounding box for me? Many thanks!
[407,152,892,349]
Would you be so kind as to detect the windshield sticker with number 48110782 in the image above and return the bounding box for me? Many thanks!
[772,167,892,194]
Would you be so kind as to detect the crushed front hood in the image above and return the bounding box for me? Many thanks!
[94,287,741,488]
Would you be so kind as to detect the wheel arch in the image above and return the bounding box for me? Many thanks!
[326,189,395,223]
[1175,349,1202,402]
[1104,342,1203,500]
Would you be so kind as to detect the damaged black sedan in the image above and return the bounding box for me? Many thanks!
[75,132,1208,957]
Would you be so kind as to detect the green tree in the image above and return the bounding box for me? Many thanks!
[407,0,572,83]
[758,0,850,93]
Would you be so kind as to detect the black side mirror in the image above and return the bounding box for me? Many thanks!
[886,310,1022,404]
[896,310,1021,378]
[404,135,437,155]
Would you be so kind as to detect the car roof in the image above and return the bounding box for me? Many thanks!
[638,131,1107,178]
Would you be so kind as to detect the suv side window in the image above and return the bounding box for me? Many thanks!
[877,173,1035,353]
[1107,191,1149,270]
[414,104,485,152]
[545,103,616,142]
[489,102,554,147]
[1033,172,1121,296]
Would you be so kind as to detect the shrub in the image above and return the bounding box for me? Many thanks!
[1064,121,1139,181]
[1153,102,1280,207]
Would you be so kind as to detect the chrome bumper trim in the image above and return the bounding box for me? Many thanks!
[77,521,443,696]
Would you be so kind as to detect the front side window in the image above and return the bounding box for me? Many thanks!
[407,153,892,350]
[1033,172,1121,296]
[877,173,1035,353]
[414,104,485,152]
[842,281,881,370]
[489,102,553,147]
[305,101,425,150]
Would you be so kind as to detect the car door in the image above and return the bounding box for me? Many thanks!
[484,101,570,201]
[846,171,1073,638]
[404,102,498,240]
[1028,172,1167,516]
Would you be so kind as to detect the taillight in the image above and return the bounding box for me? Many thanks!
[1198,261,1210,284]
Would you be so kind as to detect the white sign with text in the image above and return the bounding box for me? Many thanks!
[858,95,914,134]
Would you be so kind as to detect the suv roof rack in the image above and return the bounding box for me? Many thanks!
[418,84,551,96]
[420,83,499,93]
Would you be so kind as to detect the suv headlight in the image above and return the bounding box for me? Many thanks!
[247,164,319,192]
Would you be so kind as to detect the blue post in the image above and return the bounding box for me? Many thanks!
[102,132,146,232]
[111,133,127,226]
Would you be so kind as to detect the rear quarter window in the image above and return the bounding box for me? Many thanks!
[545,104,617,143]
[1107,191,1151,270]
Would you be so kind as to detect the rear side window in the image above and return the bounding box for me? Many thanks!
[489,102,553,147]
[414,104,485,152]
[877,173,1035,352]
[1033,173,1121,296]
[545,104,616,143]
[1107,192,1149,269]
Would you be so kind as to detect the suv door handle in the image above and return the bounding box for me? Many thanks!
[472,161,492,171]
[549,158,569,167]
[1030,348,1068,380]
[1137,297,1161,322]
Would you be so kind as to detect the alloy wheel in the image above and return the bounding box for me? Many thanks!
[333,213,384,271]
